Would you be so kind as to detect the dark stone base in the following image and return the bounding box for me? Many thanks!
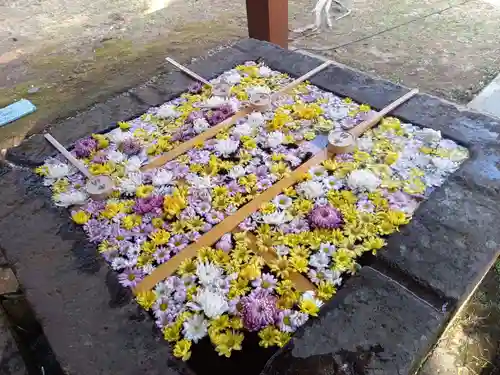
[2,39,500,374]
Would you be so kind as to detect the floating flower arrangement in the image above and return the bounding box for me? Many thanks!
[36,61,469,361]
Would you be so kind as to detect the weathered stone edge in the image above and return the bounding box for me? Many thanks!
[260,267,446,375]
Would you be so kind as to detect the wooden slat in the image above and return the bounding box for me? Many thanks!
[243,232,316,293]
[133,148,329,294]
[140,60,332,172]
[140,107,253,171]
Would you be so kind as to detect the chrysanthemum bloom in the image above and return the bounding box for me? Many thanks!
[208,110,225,125]
[188,82,203,94]
[309,205,343,229]
[239,290,278,331]
[133,196,163,215]
[74,137,97,157]
[121,138,141,155]
[187,110,204,123]
[219,104,234,118]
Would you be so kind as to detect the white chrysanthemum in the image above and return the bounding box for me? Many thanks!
[431,157,455,172]
[155,280,174,298]
[247,112,265,127]
[188,175,212,189]
[347,169,380,192]
[205,96,226,108]
[262,211,289,225]
[301,291,324,308]
[142,264,155,275]
[107,150,125,163]
[215,139,239,157]
[357,137,374,152]
[54,191,87,207]
[196,262,224,287]
[309,166,327,179]
[275,245,290,256]
[225,72,241,85]
[259,66,272,77]
[309,251,330,269]
[156,104,179,118]
[111,257,127,271]
[297,180,325,199]
[229,165,246,179]
[193,288,229,318]
[46,162,70,179]
[273,194,293,209]
[418,128,441,143]
[193,118,210,134]
[233,123,253,137]
[327,106,349,120]
[285,154,302,167]
[152,169,173,186]
[119,172,142,194]
[183,314,209,343]
[125,156,142,173]
[267,131,285,148]
[107,128,132,144]
[247,85,271,97]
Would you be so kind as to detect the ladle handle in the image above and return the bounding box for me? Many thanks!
[165,57,211,86]
[350,89,419,138]
[44,133,92,178]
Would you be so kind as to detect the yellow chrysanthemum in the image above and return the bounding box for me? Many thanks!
[136,291,156,310]
[149,229,171,246]
[72,210,90,224]
[136,185,154,198]
[173,339,192,361]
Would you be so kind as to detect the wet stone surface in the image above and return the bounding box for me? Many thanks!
[1,39,500,374]
[262,267,443,375]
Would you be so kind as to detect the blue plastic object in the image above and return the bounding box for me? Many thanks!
[0,99,37,127]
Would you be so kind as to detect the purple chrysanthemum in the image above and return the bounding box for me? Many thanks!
[188,82,203,94]
[252,272,277,291]
[121,138,141,155]
[74,137,98,158]
[168,234,188,253]
[239,290,278,331]
[154,247,171,264]
[186,231,201,242]
[206,210,224,224]
[92,154,108,164]
[208,110,224,125]
[219,104,234,118]
[133,196,163,215]
[118,268,143,288]
[238,217,256,231]
[309,205,343,229]
[84,219,110,243]
[187,110,204,123]
[215,233,232,252]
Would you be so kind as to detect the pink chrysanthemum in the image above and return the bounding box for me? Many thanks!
[240,290,278,331]
[309,205,343,229]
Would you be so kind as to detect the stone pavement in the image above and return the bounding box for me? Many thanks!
[468,73,500,119]
[1,39,500,374]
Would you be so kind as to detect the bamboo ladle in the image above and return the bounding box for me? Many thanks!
[44,134,114,200]
[327,89,419,155]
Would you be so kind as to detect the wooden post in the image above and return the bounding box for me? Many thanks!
[246,0,288,49]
